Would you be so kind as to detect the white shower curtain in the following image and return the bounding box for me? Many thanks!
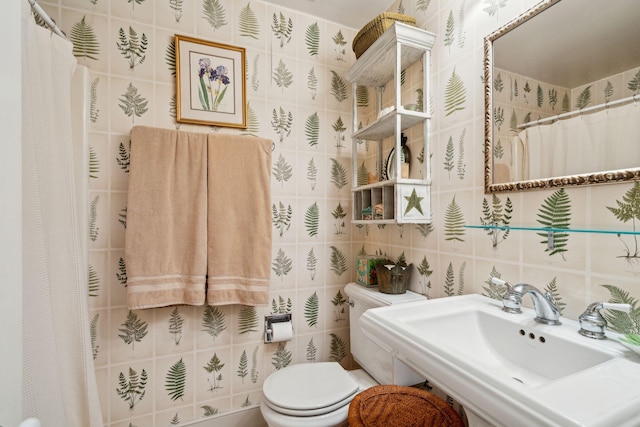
[520,102,640,180]
[21,3,103,426]
[520,114,595,179]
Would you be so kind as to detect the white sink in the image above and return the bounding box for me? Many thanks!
[361,294,640,427]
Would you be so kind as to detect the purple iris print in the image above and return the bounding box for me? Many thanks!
[197,58,230,111]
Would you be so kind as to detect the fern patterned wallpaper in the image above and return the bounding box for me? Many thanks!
[374,0,640,346]
[39,0,640,426]
[43,0,357,425]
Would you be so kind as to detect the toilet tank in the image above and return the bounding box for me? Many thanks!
[344,283,426,385]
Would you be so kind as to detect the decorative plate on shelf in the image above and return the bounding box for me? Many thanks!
[384,148,396,181]
[383,137,410,180]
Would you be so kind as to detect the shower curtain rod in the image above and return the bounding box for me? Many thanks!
[518,93,640,130]
[28,0,66,40]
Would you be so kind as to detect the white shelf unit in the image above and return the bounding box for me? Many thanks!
[345,23,436,224]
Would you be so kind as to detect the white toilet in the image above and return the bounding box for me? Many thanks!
[260,283,426,427]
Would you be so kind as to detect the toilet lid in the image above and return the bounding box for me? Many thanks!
[263,362,360,415]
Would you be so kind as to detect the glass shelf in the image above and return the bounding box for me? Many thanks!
[465,225,640,236]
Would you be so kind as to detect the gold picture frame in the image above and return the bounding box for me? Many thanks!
[175,35,246,128]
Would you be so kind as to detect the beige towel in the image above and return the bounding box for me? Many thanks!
[206,134,272,306]
[125,126,208,309]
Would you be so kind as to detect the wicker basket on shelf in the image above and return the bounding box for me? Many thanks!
[352,13,417,59]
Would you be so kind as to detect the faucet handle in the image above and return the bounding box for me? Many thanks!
[492,278,522,313]
[601,303,632,313]
[578,302,632,340]
[490,277,512,293]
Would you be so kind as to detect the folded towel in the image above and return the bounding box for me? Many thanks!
[374,203,384,219]
[206,134,272,306]
[125,126,208,309]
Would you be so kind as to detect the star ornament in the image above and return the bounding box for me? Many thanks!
[404,188,424,215]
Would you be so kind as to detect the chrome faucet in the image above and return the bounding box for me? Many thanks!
[578,301,631,339]
[492,278,561,325]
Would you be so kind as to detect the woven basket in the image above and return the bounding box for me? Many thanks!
[348,385,465,427]
[352,13,417,59]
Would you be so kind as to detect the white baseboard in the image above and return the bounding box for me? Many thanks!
[181,405,267,427]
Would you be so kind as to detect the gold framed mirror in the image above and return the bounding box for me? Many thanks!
[484,0,640,193]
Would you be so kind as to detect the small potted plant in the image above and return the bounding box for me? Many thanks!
[375,255,411,294]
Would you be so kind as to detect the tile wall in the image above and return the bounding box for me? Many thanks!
[42,0,359,425]
[381,0,640,326]
[37,0,640,425]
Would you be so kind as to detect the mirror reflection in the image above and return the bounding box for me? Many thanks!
[484,0,640,192]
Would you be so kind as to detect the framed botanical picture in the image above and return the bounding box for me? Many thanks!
[175,35,246,128]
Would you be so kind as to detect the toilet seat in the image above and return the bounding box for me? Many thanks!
[263,362,360,417]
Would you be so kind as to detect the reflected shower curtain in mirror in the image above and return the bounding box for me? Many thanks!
[21,2,103,425]
[519,102,640,181]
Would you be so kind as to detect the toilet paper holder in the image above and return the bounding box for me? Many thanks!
[264,313,292,343]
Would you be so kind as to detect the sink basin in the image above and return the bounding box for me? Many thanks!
[408,308,611,387]
[361,294,640,427]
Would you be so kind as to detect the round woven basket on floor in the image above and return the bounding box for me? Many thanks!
[347,385,464,427]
